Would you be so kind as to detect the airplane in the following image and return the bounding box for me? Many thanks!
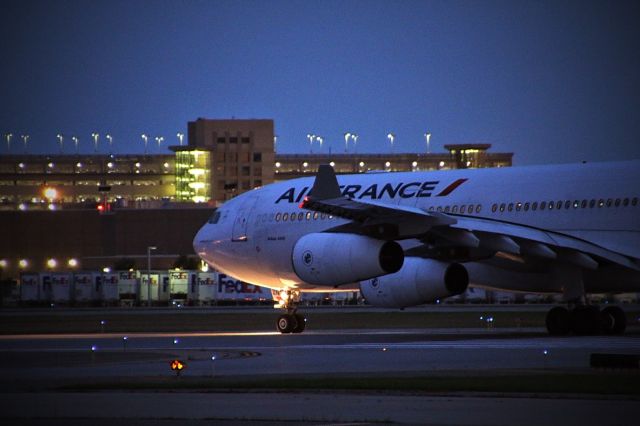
[194,160,640,335]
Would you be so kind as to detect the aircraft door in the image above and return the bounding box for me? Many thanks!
[231,194,258,242]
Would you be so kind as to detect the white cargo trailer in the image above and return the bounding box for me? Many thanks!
[169,271,189,304]
[100,273,119,305]
[73,273,93,304]
[196,272,216,305]
[117,271,138,306]
[140,272,169,305]
[39,273,54,303]
[50,273,73,304]
[19,274,40,304]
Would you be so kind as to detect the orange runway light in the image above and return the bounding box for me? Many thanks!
[170,359,186,375]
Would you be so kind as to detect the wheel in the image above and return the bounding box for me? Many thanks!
[546,306,570,335]
[570,305,601,335]
[276,314,298,334]
[292,313,306,333]
[602,306,626,335]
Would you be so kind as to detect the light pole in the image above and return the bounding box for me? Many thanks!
[72,136,79,154]
[176,132,184,146]
[106,134,113,153]
[155,136,164,152]
[344,132,351,153]
[5,133,13,153]
[273,135,277,151]
[316,136,323,151]
[21,134,29,153]
[56,133,64,153]
[91,133,99,152]
[147,246,157,305]
[424,132,431,153]
[352,134,358,153]
[387,133,395,152]
[141,134,149,154]
[306,134,315,153]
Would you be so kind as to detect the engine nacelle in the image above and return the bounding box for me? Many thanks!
[292,233,404,286]
[360,258,469,308]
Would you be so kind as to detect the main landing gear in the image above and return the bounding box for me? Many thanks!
[545,304,626,336]
[273,289,307,334]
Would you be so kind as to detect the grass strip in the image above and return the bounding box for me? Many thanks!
[58,372,640,395]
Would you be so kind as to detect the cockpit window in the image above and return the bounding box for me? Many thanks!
[208,211,221,224]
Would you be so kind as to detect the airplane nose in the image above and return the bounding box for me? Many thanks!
[193,225,208,256]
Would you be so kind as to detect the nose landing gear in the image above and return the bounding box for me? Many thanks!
[273,289,307,334]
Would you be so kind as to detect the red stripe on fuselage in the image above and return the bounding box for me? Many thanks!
[436,178,468,196]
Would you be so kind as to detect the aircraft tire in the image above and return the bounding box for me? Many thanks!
[602,306,626,335]
[570,305,601,335]
[276,314,298,334]
[546,306,570,336]
[292,314,306,333]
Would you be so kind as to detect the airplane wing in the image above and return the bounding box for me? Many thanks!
[301,165,640,272]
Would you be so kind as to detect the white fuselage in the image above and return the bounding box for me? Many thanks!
[194,160,640,293]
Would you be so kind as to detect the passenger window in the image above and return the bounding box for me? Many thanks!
[589,199,595,208]
[540,201,546,210]
[565,200,571,209]
[468,204,474,213]
[623,198,629,207]
[313,212,319,220]
[499,203,505,212]
[283,213,289,221]
[298,212,304,221]
[606,199,612,207]
[581,200,587,208]
[437,206,443,212]
[508,203,513,212]
[556,201,562,209]
[598,199,604,208]
[428,206,435,212]
[632,197,638,206]
[444,206,451,213]
[573,200,579,209]
[460,205,466,214]
[548,201,553,210]
[615,199,621,207]
[524,202,530,211]
[452,205,458,213]
[516,202,522,212]
[320,213,326,219]
[275,213,281,222]
[475,205,482,214]
[290,213,296,222]
[532,202,538,211]
[306,212,311,220]
[491,204,497,213]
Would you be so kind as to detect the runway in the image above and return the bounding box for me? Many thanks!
[1,328,640,381]
[2,327,640,424]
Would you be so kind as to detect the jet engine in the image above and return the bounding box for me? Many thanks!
[360,257,469,308]
[292,233,404,286]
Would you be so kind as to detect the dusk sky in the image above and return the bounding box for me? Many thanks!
[1,0,639,165]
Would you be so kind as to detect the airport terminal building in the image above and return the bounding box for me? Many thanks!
[0,118,513,280]
[0,118,512,209]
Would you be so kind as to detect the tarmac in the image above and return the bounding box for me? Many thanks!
[1,308,640,424]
